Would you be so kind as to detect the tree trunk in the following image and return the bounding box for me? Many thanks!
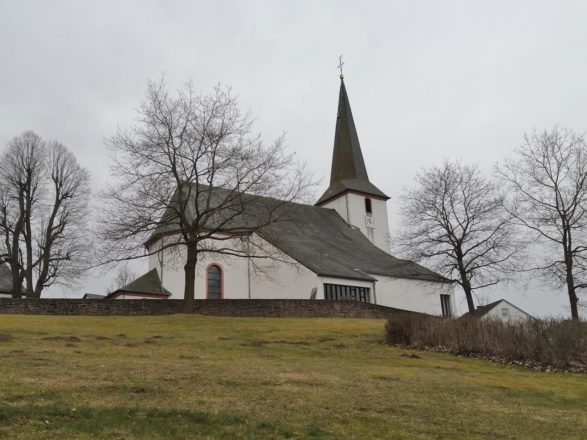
[24,187,34,297]
[183,245,197,312]
[461,275,475,314]
[19,170,36,297]
[561,243,580,320]
[29,287,42,299]
[565,261,579,320]
[456,247,476,313]
[10,261,22,299]
[568,285,579,320]
[9,191,26,299]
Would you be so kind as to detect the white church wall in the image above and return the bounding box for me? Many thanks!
[147,234,318,300]
[320,193,391,254]
[146,234,455,317]
[250,256,318,300]
[147,238,186,299]
[196,246,250,300]
[320,196,349,223]
[374,276,456,316]
[481,300,532,322]
[346,194,390,254]
[147,236,250,299]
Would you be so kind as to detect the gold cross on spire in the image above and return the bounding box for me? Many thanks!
[338,55,345,79]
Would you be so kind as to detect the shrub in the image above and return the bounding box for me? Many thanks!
[384,315,587,371]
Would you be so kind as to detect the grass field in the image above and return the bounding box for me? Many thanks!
[0,314,585,439]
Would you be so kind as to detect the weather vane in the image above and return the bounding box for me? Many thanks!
[338,55,345,79]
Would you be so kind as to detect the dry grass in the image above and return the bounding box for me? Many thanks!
[385,314,587,371]
[0,314,586,439]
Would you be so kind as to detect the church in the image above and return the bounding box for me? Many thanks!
[108,78,456,317]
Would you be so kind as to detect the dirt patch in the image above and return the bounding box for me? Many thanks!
[120,341,137,347]
[400,353,421,359]
[94,336,112,341]
[317,336,336,343]
[372,375,401,382]
[0,334,13,342]
[243,339,313,347]
[41,336,81,342]
[274,340,311,346]
[242,339,269,347]
[65,343,78,348]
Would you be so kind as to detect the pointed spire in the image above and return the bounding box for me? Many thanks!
[316,78,388,206]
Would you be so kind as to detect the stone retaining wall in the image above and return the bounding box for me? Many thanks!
[0,298,423,319]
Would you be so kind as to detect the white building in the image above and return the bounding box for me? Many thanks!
[117,78,456,317]
[0,263,12,298]
[462,299,534,322]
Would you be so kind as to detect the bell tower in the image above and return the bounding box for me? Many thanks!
[316,76,391,253]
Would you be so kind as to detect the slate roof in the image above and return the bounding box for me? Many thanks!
[258,200,446,282]
[316,79,388,205]
[148,186,448,283]
[107,269,172,298]
[146,184,293,242]
[461,299,503,318]
[0,263,12,294]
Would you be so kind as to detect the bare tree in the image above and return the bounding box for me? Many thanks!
[0,132,43,297]
[497,127,587,320]
[107,265,137,294]
[0,132,91,298]
[99,79,312,310]
[396,161,520,314]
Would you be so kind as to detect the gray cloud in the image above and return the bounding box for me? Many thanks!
[1,0,586,317]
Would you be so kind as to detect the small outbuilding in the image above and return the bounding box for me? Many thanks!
[462,299,534,322]
[82,293,106,300]
[105,269,172,300]
[0,263,13,298]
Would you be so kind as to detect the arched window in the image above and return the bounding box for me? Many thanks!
[365,198,372,214]
[206,264,223,299]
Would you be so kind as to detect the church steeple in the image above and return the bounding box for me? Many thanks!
[316,78,389,206]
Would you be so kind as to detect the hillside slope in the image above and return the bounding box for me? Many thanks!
[0,314,585,439]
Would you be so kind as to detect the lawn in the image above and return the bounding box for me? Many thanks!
[0,314,585,439]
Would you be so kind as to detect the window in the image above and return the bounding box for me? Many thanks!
[440,294,452,318]
[501,308,510,317]
[207,264,222,299]
[365,198,372,214]
[324,283,371,303]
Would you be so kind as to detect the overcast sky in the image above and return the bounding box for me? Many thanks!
[1,1,586,317]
